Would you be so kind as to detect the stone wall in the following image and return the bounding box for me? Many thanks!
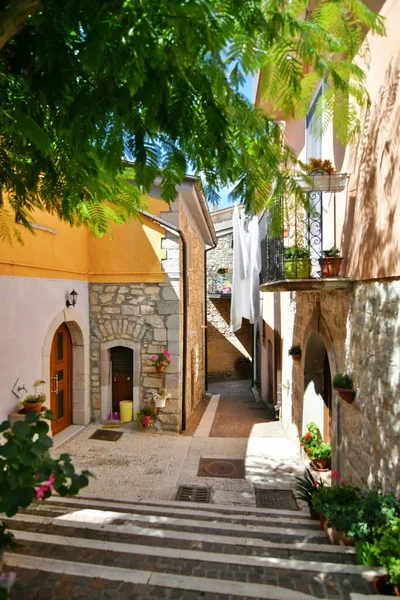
[207,231,233,294]
[288,282,400,494]
[89,279,181,432]
[179,203,206,420]
[207,298,253,381]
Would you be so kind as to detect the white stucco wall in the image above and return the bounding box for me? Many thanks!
[0,276,89,424]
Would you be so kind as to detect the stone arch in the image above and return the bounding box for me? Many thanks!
[100,339,141,421]
[42,307,90,429]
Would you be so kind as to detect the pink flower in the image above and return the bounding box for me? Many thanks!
[35,473,55,500]
[162,361,167,366]
[340,480,347,488]
[163,350,170,357]
[151,355,157,361]
[313,481,320,487]
[331,472,341,479]
[36,487,45,499]
[141,415,152,427]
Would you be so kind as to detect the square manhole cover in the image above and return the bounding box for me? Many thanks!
[254,487,299,510]
[89,429,123,442]
[197,458,245,479]
[176,486,211,503]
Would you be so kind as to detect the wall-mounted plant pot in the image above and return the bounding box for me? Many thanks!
[291,353,301,362]
[319,257,343,278]
[155,366,165,373]
[155,398,166,408]
[335,388,356,403]
[310,458,331,471]
[284,259,311,279]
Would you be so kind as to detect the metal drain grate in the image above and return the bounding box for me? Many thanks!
[89,429,123,442]
[254,487,299,510]
[197,458,245,479]
[176,486,211,503]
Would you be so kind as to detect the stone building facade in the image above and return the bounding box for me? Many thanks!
[207,207,253,382]
[89,182,216,432]
[257,0,400,494]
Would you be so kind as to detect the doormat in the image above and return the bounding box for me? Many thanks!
[197,458,245,479]
[176,486,211,503]
[254,487,299,510]
[89,429,123,442]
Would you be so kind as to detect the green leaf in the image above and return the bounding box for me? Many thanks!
[10,110,52,155]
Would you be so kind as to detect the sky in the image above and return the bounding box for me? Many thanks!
[210,73,254,212]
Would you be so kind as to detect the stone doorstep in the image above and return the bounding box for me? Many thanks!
[9,529,381,577]
[4,554,318,600]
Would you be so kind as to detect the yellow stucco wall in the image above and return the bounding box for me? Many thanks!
[0,197,168,282]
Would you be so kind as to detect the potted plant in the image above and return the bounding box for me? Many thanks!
[320,247,343,278]
[311,480,361,545]
[294,468,324,520]
[136,407,155,429]
[295,158,347,193]
[349,490,400,566]
[152,388,171,409]
[333,373,356,403]
[217,267,229,274]
[288,345,302,361]
[22,393,46,414]
[0,522,15,569]
[371,518,400,596]
[234,356,252,379]
[300,422,331,470]
[284,246,311,279]
[150,350,172,373]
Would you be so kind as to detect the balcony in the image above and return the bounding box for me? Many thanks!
[260,174,353,293]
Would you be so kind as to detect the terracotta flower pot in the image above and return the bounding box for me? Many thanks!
[311,457,330,471]
[320,257,343,278]
[319,513,328,531]
[335,387,356,403]
[332,528,355,547]
[23,402,44,413]
[373,575,397,596]
[155,365,165,373]
[291,353,301,362]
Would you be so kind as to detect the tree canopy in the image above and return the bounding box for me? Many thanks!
[0,0,385,240]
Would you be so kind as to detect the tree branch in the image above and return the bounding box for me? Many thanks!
[0,0,41,52]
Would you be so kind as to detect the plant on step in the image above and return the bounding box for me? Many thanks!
[371,518,400,590]
[300,422,322,454]
[233,356,252,379]
[312,480,362,535]
[349,489,400,543]
[333,373,354,389]
[136,407,155,429]
[294,469,324,518]
[0,411,91,518]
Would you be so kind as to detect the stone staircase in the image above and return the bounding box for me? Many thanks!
[3,496,384,599]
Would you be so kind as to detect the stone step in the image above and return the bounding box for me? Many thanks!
[7,513,355,563]
[50,494,313,519]
[26,497,321,529]
[9,529,381,578]
[5,554,318,600]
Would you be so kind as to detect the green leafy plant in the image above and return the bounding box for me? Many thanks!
[0,411,90,518]
[349,490,400,543]
[312,481,362,534]
[309,442,332,460]
[136,407,155,430]
[323,247,341,257]
[333,374,354,389]
[288,345,301,356]
[234,356,252,379]
[284,246,311,260]
[217,267,228,274]
[371,518,400,587]
[295,468,324,507]
[300,422,331,461]
[0,522,15,553]
[23,394,46,404]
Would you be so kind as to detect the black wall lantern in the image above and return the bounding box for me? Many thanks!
[66,289,78,308]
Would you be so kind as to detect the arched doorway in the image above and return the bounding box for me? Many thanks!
[303,332,332,442]
[50,324,72,435]
[267,340,273,403]
[110,346,134,415]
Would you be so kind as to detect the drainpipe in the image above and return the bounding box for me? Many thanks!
[139,210,188,432]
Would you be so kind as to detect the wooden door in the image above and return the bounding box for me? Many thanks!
[50,324,72,435]
[111,347,133,413]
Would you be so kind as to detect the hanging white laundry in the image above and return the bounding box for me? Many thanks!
[230,207,261,332]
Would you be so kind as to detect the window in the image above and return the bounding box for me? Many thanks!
[306,85,323,161]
